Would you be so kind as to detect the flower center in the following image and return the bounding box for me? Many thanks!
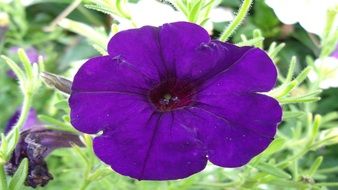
[149,80,194,112]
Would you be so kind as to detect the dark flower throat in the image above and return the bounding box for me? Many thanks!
[149,80,194,112]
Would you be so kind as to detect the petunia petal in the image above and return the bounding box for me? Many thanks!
[158,22,210,78]
[93,112,207,180]
[70,55,158,134]
[176,93,281,167]
[196,93,282,137]
[199,47,277,93]
[108,22,252,83]
[72,55,155,94]
[181,41,253,83]
[107,26,166,81]
[159,25,253,81]
[69,93,149,134]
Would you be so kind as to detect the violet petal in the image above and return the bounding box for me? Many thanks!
[93,112,207,180]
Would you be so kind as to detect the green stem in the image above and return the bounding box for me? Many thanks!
[4,91,32,154]
[45,0,82,31]
[0,165,7,190]
[4,92,33,163]
[276,149,308,168]
[79,179,90,190]
[219,0,253,41]
[13,93,32,131]
[79,161,92,190]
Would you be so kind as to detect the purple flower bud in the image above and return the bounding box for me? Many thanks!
[5,109,83,188]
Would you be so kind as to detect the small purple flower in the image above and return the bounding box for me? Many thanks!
[9,47,39,63]
[5,109,83,187]
[331,44,338,58]
[69,22,282,180]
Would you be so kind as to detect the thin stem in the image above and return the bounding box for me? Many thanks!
[79,179,90,190]
[12,93,32,132]
[0,165,7,190]
[45,0,82,31]
[292,160,299,181]
[276,148,308,169]
[219,0,253,41]
[4,91,33,165]
[79,144,93,190]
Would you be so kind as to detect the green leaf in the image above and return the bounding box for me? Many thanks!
[236,37,264,47]
[5,127,20,161]
[285,56,297,83]
[256,162,291,179]
[174,0,189,16]
[268,43,285,61]
[17,48,33,81]
[84,4,117,17]
[38,114,76,133]
[262,138,286,155]
[0,134,9,164]
[0,55,26,84]
[115,0,131,19]
[312,115,322,137]
[71,144,90,166]
[188,0,203,22]
[269,179,308,188]
[37,56,45,73]
[83,134,93,148]
[308,156,323,177]
[278,90,322,104]
[322,8,338,47]
[54,100,69,110]
[87,167,112,181]
[294,66,311,84]
[58,18,107,50]
[252,29,264,48]
[9,158,28,190]
[279,97,321,104]
[272,81,297,98]
[199,17,210,27]
[282,111,305,120]
[322,112,338,125]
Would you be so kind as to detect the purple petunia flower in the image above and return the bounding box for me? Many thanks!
[5,109,83,187]
[69,22,282,180]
